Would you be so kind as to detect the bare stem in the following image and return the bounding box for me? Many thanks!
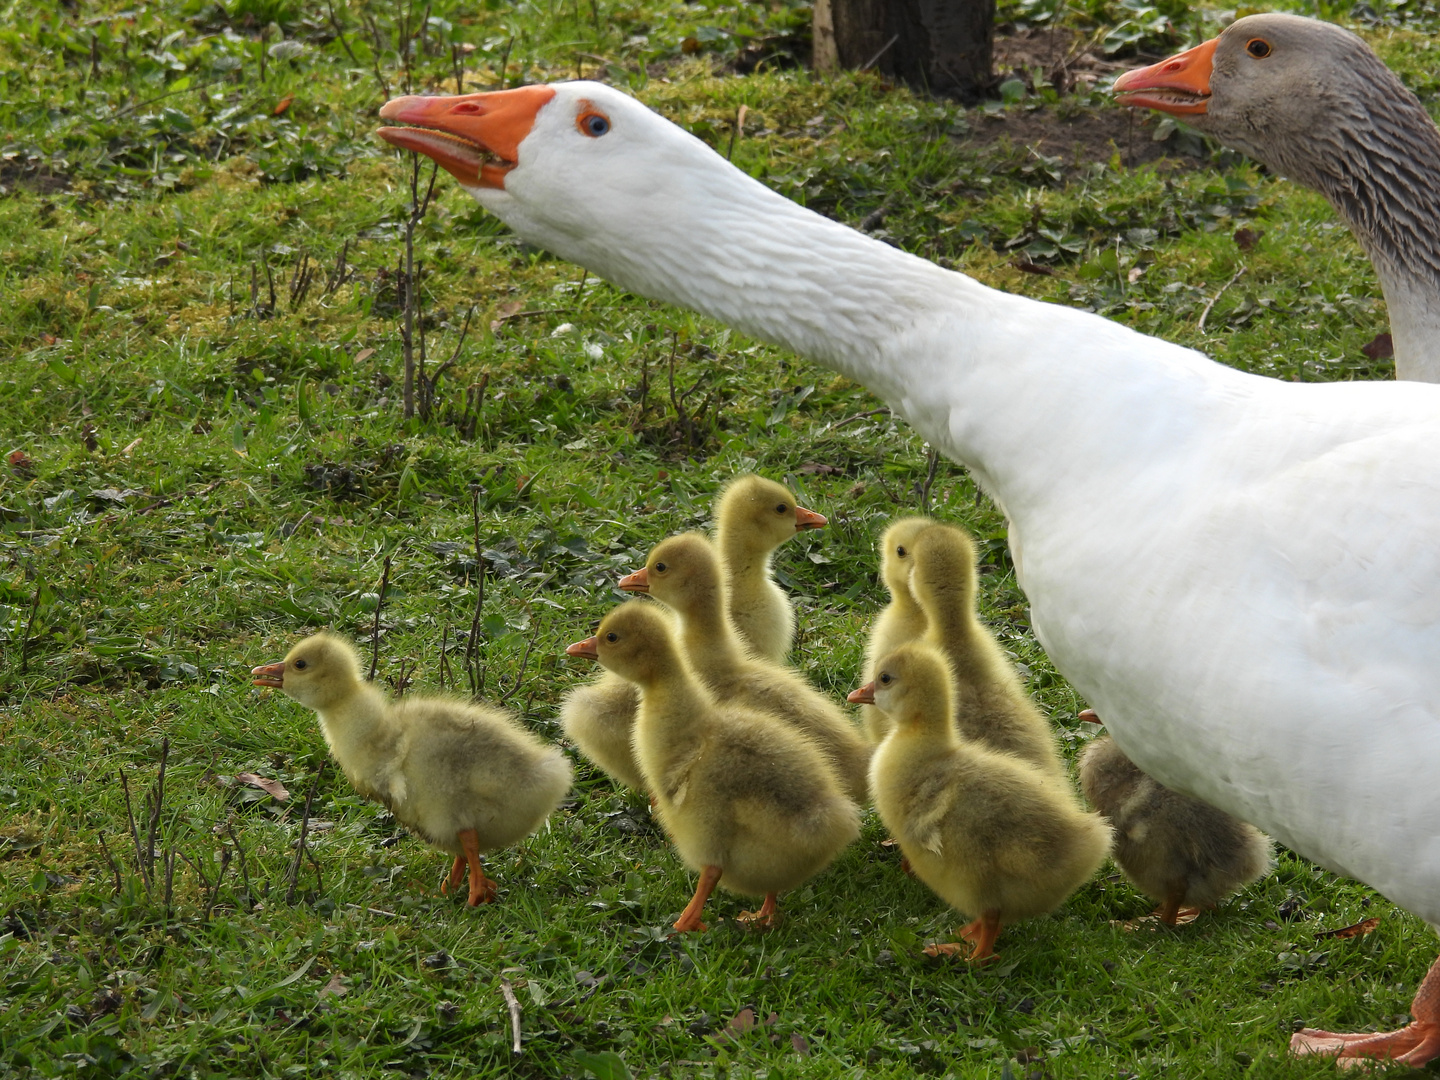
[369,553,392,682]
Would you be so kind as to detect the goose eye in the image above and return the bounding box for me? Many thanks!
[896,546,907,558]
[578,111,610,137]
[293,658,307,670]
[654,562,667,573]
[775,503,789,514]
[605,632,619,643]
[1245,38,1272,58]
[879,673,892,685]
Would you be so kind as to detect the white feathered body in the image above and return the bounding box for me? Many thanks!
[451,81,1440,925]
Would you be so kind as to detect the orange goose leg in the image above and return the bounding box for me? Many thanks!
[459,828,498,906]
[737,893,780,928]
[1291,954,1440,1068]
[441,856,466,896]
[673,865,722,933]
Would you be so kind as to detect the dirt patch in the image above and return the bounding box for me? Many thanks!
[0,163,71,196]
[960,105,1210,171]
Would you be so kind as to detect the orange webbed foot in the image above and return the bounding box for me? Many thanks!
[457,829,499,906]
[1291,954,1440,1068]
[736,893,780,929]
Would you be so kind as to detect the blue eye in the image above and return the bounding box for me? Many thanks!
[583,113,609,137]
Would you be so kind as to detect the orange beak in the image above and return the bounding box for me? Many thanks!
[617,568,649,592]
[377,84,556,188]
[566,636,599,660]
[847,681,876,705]
[251,662,285,689]
[1112,36,1218,115]
[795,505,827,531]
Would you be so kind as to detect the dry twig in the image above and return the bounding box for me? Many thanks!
[500,977,523,1054]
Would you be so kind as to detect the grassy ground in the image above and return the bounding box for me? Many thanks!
[3,0,1439,1076]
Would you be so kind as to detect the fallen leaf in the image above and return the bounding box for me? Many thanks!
[318,972,348,999]
[790,1033,810,1056]
[1127,266,1144,284]
[798,462,843,476]
[121,437,143,456]
[879,837,899,848]
[489,300,525,331]
[353,348,376,364]
[7,450,33,475]
[1314,917,1379,940]
[681,35,701,53]
[235,773,290,801]
[1361,332,1394,360]
[1233,227,1264,252]
[1011,259,1056,276]
[273,95,293,115]
[725,1008,756,1037]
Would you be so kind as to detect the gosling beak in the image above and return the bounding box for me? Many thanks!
[251,662,286,689]
[617,568,650,592]
[1111,36,1218,116]
[566,636,600,660]
[847,681,876,705]
[795,505,827,531]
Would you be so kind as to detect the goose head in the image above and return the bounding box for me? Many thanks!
[251,632,363,712]
[569,601,676,686]
[878,516,934,599]
[848,642,956,736]
[378,82,734,294]
[716,475,827,555]
[1112,14,1440,211]
[618,532,723,616]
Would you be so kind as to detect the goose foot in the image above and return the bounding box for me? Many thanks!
[673,864,722,934]
[737,893,780,929]
[1291,954,1440,1068]
[458,829,498,906]
[924,910,1002,963]
[1155,886,1207,927]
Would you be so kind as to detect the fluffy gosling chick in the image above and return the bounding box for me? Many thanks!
[714,474,827,663]
[252,632,572,905]
[558,671,647,792]
[860,515,934,745]
[620,532,870,804]
[856,643,1111,961]
[568,602,860,931]
[910,524,1065,780]
[1079,725,1273,924]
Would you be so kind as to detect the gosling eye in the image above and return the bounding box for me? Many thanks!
[896,546,907,558]
[879,673,892,685]
[654,561,667,573]
[1245,37,1272,58]
[605,632,619,643]
[293,658,308,670]
[578,111,610,137]
[775,502,789,515]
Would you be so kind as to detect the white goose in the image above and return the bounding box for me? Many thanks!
[1114,13,1440,382]
[378,81,1440,1065]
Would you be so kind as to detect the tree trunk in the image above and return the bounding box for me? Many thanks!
[813,0,994,102]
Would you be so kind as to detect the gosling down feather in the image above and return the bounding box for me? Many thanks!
[252,633,572,906]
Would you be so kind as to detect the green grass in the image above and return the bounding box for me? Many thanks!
[3,0,1439,1076]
